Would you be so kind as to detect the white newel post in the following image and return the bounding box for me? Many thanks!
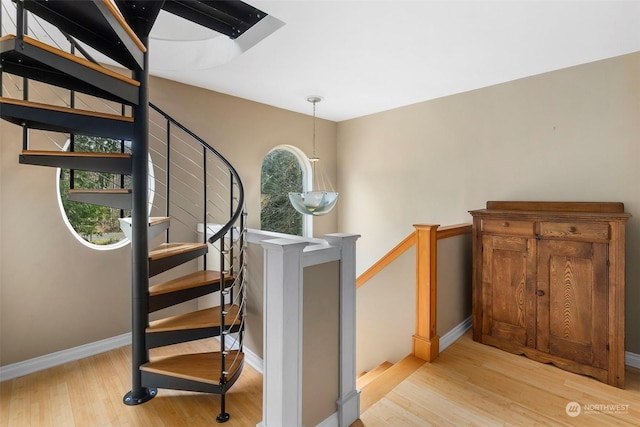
[258,238,308,427]
[325,233,361,427]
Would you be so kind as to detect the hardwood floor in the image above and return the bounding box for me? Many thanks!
[2,332,640,426]
[355,332,640,426]
[0,339,262,427]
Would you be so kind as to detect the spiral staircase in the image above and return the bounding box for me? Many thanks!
[0,0,265,422]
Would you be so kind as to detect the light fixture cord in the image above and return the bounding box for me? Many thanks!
[312,100,317,190]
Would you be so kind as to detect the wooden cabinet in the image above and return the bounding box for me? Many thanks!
[470,202,630,388]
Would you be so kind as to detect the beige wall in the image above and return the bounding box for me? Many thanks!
[355,233,472,373]
[0,76,338,366]
[339,52,640,354]
[2,51,639,369]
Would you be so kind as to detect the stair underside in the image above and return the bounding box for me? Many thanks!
[149,270,232,312]
[119,216,170,241]
[0,35,139,105]
[69,189,132,209]
[148,242,208,277]
[161,0,267,39]
[141,350,244,394]
[20,0,145,69]
[0,97,134,140]
[20,150,132,174]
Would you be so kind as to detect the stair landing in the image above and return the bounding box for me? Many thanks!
[358,354,426,412]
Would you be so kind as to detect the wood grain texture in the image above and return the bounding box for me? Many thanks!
[149,270,229,296]
[99,0,147,52]
[0,339,262,427]
[148,242,208,261]
[355,333,640,427]
[486,201,625,214]
[3,334,638,426]
[470,201,630,388]
[3,35,140,86]
[147,305,241,333]
[356,232,416,288]
[0,97,134,121]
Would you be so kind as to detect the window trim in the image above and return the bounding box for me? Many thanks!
[263,144,313,237]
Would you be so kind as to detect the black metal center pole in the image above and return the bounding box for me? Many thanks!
[123,31,156,405]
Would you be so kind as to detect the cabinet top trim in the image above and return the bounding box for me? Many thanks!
[469,201,631,221]
[485,201,625,213]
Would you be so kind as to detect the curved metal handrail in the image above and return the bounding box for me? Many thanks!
[149,102,245,244]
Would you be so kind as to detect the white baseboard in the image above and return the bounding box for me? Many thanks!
[2,320,635,385]
[439,316,640,371]
[1,333,265,383]
[316,412,338,427]
[440,316,472,352]
[626,351,640,369]
[0,333,132,382]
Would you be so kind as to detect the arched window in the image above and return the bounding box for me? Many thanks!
[260,145,312,237]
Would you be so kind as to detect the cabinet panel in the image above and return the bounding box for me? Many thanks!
[471,201,629,387]
[481,235,535,347]
[537,240,609,369]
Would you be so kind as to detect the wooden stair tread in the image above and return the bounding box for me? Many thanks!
[16,1,145,69]
[21,150,130,159]
[147,305,241,333]
[0,97,134,122]
[0,35,140,87]
[149,242,208,262]
[149,270,230,297]
[100,0,147,53]
[356,361,393,390]
[359,354,426,412]
[141,351,244,385]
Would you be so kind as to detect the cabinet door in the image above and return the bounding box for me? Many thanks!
[536,239,608,369]
[481,235,536,348]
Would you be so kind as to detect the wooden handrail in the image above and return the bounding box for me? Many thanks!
[356,232,416,288]
[356,223,472,288]
[436,223,472,240]
[355,222,472,363]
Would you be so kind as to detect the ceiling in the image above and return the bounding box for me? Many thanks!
[143,1,640,122]
[5,0,640,122]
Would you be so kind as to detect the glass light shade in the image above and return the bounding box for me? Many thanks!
[289,191,339,216]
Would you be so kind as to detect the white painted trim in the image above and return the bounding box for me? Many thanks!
[440,316,472,352]
[626,351,640,369]
[316,412,338,427]
[1,332,266,384]
[438,317,640,372]
[0,333,132,382]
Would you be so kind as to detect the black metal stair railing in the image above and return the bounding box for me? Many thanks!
[2,1,248,418]
[148,102,248,364]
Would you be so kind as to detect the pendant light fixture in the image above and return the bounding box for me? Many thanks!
[288,96,339,216]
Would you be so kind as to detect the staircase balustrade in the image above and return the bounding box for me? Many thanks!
[1,1,247,422]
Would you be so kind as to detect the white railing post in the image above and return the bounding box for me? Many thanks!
[325,233,361,427]
[258,238,308,427]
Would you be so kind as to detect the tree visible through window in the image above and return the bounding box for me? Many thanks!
[260,148,304,236]
[58,135,131,245]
